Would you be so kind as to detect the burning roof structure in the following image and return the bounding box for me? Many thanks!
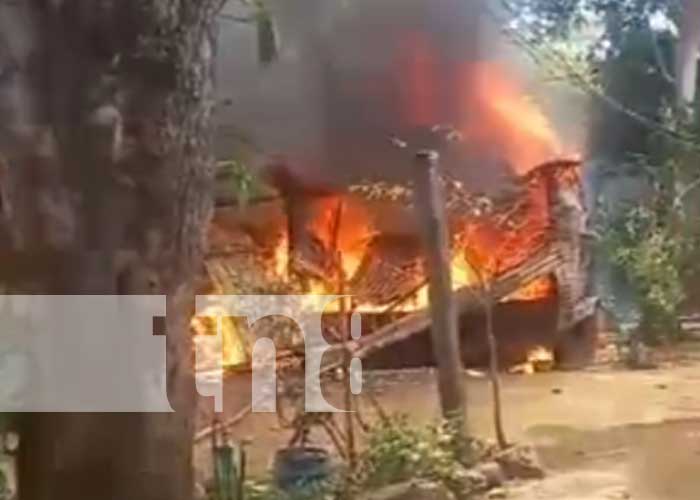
[201,155,594,371]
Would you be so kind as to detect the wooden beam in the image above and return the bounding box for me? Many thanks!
[349,244,562,361]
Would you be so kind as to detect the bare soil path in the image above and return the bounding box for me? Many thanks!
[196,344,700,499]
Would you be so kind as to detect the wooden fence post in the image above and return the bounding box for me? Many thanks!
[412,150,467,433]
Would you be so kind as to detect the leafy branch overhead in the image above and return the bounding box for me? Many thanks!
[498,0,700,150]
[500,0,677,44]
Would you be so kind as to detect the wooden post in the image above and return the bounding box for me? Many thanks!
[412,150,467,432]
[330,199,357,470]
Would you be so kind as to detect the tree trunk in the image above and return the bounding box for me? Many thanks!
[412,150,467,433]
[0,1,220,499]
[676,0,700,230]
[676,0,700,105]
[484,300,507,449]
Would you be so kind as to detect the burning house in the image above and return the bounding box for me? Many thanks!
[202,0,597,371]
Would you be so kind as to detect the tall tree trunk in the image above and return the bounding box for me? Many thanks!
[0,1,221,499]
[676,0,700,105]
[676,0,700,233]
[412,150,467,433]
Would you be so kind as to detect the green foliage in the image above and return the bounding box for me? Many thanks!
[592,88,700,345]
[597,105,700,342]
[501,0,700,344]
[240,417,492,500]
[243,476,342,500]
[502,0,676,47]
[503,0,680,153]
[600,202,685,340]
[356,416,474,496]
[218,159,263,207]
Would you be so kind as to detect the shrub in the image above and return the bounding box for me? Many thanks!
[356,415,476,496]
[601,202,685,344]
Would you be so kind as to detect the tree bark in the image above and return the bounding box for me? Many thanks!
[0,1,221,499]
[412,150,466,432]
[676,0,700,105]
[484,300,507,449]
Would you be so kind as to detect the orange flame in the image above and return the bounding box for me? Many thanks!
[307,197,377,280]
[191,307,248,368]
[458,62,561,175]
[269,199,553,313]
[506,276,556,302]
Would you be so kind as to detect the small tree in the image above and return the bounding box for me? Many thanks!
[456,180,550,450]
[462,248,508,449]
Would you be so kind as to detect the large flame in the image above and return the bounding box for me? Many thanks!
[192,306,248,369]
[458,62,562,175]
[268,194,554,313]
[307,197,377,280]
[397,36,561,176]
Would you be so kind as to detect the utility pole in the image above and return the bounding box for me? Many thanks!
[412,150,467,434]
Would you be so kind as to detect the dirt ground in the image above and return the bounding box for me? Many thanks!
[196,343,700,499]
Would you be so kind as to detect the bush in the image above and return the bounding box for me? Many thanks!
[356,415,476,496]
[240,416,494,500]
[243,476,342,500]
[601,203,685,343]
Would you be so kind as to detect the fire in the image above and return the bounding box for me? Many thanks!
[510,345,555,375]
[458,62,562,175]
[191,305,248,368]
[274,231,289,278]
[396,35,562,174]
[505,276,555,302]
[267,167,559,312]
[197,36,577,368]
[527,346,555,372]
[307,197,377,280]
[269,211,552,313]
[260,56,566,312]
[371,252,478,313]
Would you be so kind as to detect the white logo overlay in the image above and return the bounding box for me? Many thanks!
[194,295,363,413]
[0,295,362,413]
